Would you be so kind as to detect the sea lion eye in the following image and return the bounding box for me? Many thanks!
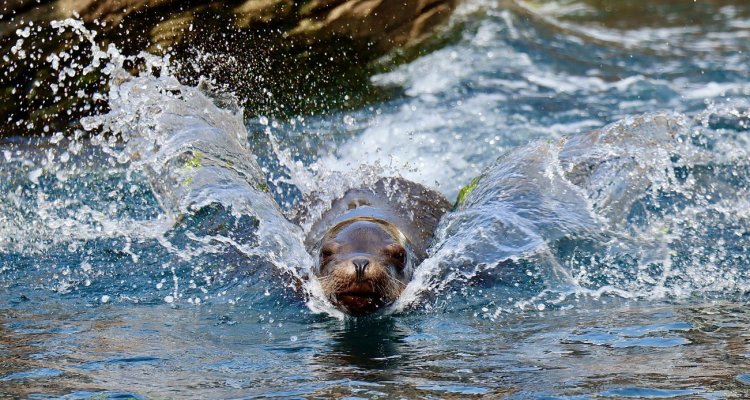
[385,243,406,269]
[320,242,339,260]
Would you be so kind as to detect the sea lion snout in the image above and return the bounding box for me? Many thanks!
[330,255,391,284]
[322,256,406,316]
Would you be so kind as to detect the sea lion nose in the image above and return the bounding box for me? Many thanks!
[352,258,370,281]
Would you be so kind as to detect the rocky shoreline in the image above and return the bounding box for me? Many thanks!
[0,0,457,135]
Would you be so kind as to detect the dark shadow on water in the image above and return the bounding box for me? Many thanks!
[321,316,408,371]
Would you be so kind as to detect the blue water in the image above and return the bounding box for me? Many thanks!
[3,0,750,398]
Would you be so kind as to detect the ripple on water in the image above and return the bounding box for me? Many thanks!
[52,392,146,400]
[736,374,750,385]
[77,356,163,371]
[416,384,490,395]
[0,368,63,381]
[564,322,693,348]
[611,337,691,348]
[600,387,700,398]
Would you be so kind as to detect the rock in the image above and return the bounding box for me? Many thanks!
[289,0,454,53]
[234,0,295,28]
[0,0,458,135]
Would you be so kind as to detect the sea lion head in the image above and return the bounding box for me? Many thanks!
[314,218,412,316]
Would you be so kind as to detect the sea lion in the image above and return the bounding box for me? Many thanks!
[301,177,451,316]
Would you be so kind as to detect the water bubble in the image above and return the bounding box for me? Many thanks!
[101,295,111,303]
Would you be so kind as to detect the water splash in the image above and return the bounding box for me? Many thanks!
[1,19,324,311]
[2,8,750,318]
[395,111,750,314]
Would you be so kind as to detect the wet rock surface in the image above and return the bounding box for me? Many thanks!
[0,0,457,135]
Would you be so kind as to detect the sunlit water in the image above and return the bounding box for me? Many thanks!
[3,0,750,398]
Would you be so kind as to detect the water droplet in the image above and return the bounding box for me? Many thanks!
[28,168,43,184]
